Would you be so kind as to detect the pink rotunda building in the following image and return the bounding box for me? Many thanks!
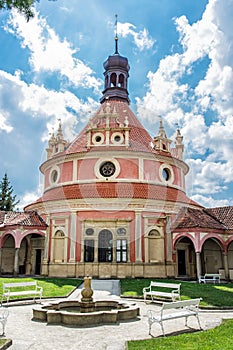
[0,36,230,280]
[25,37,203,279]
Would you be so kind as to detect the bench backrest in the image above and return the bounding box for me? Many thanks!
[162,298,201,311]
[3,281,37,289]
[204,274,220,278]
[149,282,181,291]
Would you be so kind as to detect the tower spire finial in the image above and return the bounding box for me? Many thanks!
[114,14,119,54]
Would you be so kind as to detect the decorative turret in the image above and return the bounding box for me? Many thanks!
[46,120,68,159]
[152,118,172,152]
[175,127,184,160]
[46,131,56,159]
[100,16,130,104]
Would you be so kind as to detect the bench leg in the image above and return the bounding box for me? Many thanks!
[160,321,165,336]
[0,320,7,336]
[148,321,152,335]
[185,315,202,330]
[196,314,202,330]
[148,321,165,337]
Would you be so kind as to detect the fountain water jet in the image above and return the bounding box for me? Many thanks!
[33,277,140,326]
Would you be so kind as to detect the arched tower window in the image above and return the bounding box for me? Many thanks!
[98,229,113,262]
[110,73,117,87]
[118,73,125,88]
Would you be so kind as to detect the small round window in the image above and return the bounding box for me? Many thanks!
[111,132,124,145]
[114,135,121,142]
[100,161,116,177]
[92,133,104,145]
[117,228,126,235]
[95,136,102,142]
[86,228,94,236]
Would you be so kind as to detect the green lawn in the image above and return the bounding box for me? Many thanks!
[127,319,233,350]
[0,277,233,307]
[0,277,233,349]
[120,278,233,307]
[0,277,82,301]
[122,279,233,349]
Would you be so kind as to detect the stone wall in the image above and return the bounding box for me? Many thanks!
[44,261,176,279]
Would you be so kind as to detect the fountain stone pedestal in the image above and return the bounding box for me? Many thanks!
[80,276,95,313]
[32,275,140,325]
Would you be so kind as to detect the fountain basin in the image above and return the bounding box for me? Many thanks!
[33,299,140,326]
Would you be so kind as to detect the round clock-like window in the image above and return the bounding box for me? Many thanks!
[100,161,116,177]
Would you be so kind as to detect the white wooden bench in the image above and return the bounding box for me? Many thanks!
[1,281,43,304]
[147,298,202,336]
[143,281,181,302]
[199,273,221,284]
[0,307,9,335]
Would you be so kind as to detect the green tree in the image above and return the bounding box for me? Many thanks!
[0,0,56,21]
[0,173,19,211]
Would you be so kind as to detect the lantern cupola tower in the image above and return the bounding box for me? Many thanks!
[100,15,130,104]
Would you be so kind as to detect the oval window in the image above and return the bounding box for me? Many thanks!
[51,169,58,183]
[86,228,94,236]
[162,168,170,181]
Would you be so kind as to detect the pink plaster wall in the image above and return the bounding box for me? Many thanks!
[60,161,73,182]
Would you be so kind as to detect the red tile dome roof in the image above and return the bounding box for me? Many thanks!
[64,100,171,157]
[33,182,199,208]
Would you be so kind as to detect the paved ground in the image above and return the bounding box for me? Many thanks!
[2,280,233,350]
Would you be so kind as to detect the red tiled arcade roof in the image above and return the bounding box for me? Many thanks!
[205,206,233,230]
[172,207,227,230]
[0,211,47,228]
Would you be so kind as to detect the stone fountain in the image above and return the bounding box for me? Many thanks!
[33,277,140,326]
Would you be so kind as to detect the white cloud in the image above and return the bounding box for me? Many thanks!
[187,157,233,195]
[118,22,155,51]
[0,69,99,140]
[18,185,43,211]
[190,194,231,208]
[181,113,208,154]
[5,10,102,93]
[136,53,188,123]
[136,0,233,206]
[0,110,13,133]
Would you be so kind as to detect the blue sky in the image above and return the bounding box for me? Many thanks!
[0,0,232,210]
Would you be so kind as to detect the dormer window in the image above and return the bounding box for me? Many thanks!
[92,133,104,145]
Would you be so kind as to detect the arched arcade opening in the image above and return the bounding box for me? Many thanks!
[201,238,224,275]
[175,236,196,279]
[0,232,45,276]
